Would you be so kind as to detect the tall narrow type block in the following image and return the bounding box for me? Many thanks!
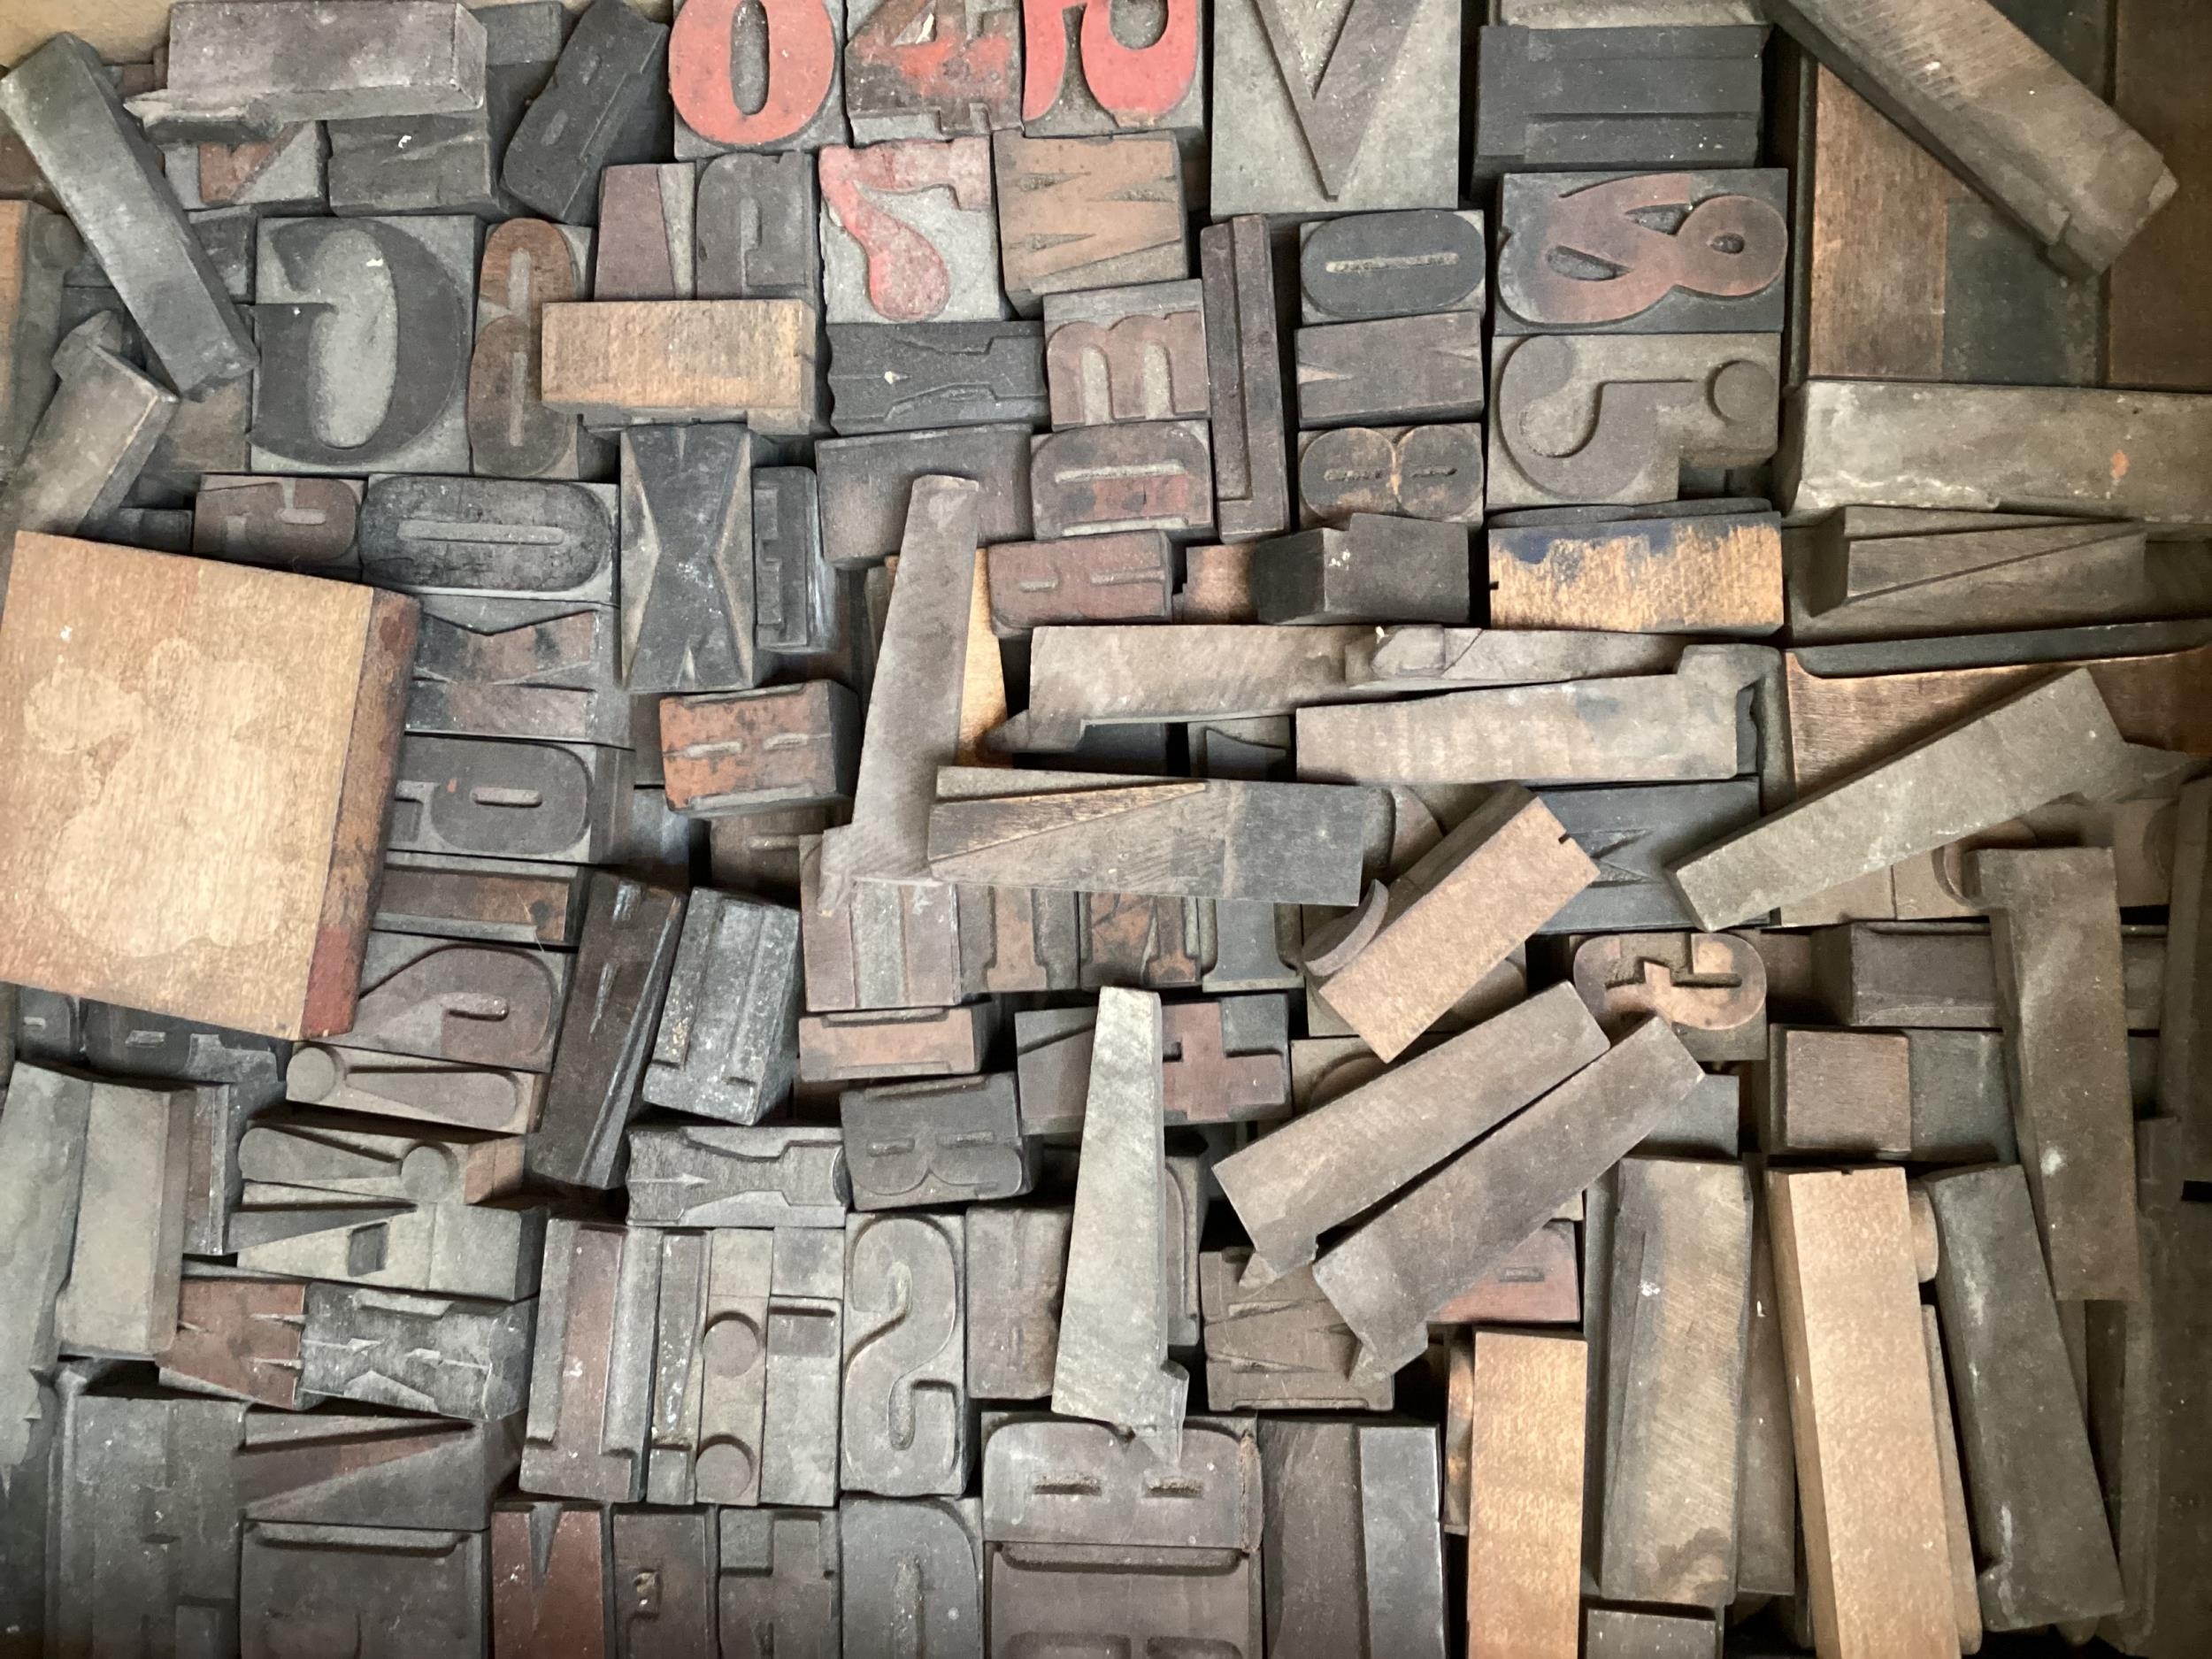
[816,475,980,902]
[843,1498,986,1659]
[522,1219,660,1503]
[1214,984,1606,1281]
[1495,170,1788,335]
[620,423,764,695]
[1923,1165,2124,1631]
[1765,0,2172,277]
[1968,847,2142,1303]
[1465,1333,1586,1659]
[1314,1018,1705,1380]
[469,219,608,481]
[842,1211,967,1496]
[644,891,803,1126]
[0,1064,89,1467]
[1020,0,1205,133]
[753,466,833,657]
[645,1228,774,1508]
[541,300,818,434]
[843,0,1019,140]
[501,0,672,226]
[1314,786,1597,1063]
[1051,987,1186,1460]
[1472,24,1766,176]
[53,1080,190,1359]
[718,1509,842,1655]
[1768,1167,1956,1659]
[1210,0,1461,215]
[1671,670,2132,933]
[818,138,1006,325]
[1599,1156,1753,1609]
[0,313,175,549]
[672,0,847,156]
[527,874,687,1191]
[1202,214,1291,540]
[492,1501,614,1659]
[0,35,257,397]
[696,150,823,305]
[0,200,77,472]
[250,214,475,475]
[966,1207,1071,1402]
[800,841,970,1012]
[1489,505,1784,636]
[0,536,414,1040]
[1261,1421,1448,1659]
[1486,332,1780,509]
[993,131,1187,315]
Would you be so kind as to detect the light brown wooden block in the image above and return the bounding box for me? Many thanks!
[1487,509,1783,637]
[1770,1026,1912,1156]
[0,534,418,1038]
[1768,1165,1956,1659]
[1467,1330,1586,1659]
[540,300,819,436]
[1922,1305,1984,1655]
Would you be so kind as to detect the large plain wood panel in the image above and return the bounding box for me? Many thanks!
[1769,1166,1957,1659]
[0,534,416,1038]
[1467,1330,1585,1659]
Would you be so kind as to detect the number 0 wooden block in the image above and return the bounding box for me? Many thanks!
[0,535,419,1039]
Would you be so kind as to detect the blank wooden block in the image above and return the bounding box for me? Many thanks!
[0,534,418,1038]
[1467,1330,1585,1659]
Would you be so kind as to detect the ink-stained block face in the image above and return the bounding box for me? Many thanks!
[672,0,848,157]
[1021,0,1204,134]
[0,535,416,1040]
[1299,211,1487,325]
[818,139,1006,326]
[842,0,1019,140]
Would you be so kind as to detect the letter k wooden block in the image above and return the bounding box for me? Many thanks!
[0,535,419,1039]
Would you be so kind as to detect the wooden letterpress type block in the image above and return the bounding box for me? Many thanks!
[1260,1420,1448,1659]
[1488,334,1780,509]
[1080,890,1210,987]
[753,466,833,655]
[287,1042,545,1136]
[468,219,610,482]
[1768,1166,1957,1657]
[663,682,861,817]
[175,126,326,214]
[1294,311,1486,426]
[1249,514,1471,626]
[1429,1219,1579,1325]
[1030,419,1214,538]
[55,1079,192,1358]
[2108,0,2212,388]
[818,138,1005,325]
[643,1229,773,1508]
[594,162,698,300]
[239,1522,485,1656]
[620,424,765,694]
[297,1280,534,1422]
[188,206,258,304]
[993,131,1185,315]
[718,1509,842,1649]
[0,36,257,399]
[841,1073,1028,1208]
[346,932,572,1074]
[801,1005,995,1082]
[358,477,617,601]
[1495,170,1788,335]
[672,0,848,157]
[1298,210,1486,325]
[0,537,413,1039]
[696,151,824,303]
[1043,278,1207,426]
[492,1502,614,1658]
[158,1277,308,1409]
[843,1212,967,1494]
[192,475,362,572]
[800,840,969,1011]
[528,874,687,1190]
[1021,0,1202,134]
[1200,1250,1391,1411]
[1572,931,1767,1064]
[0,1070,85,1444]
[966,1206,1071,1400]
[1210,0,1460,216]
[1297,425,1484,526]
[502,0,672,226]
[843,0,1018,140]
[827,319,1046,433]
[841,1499,985,1657]
[1177,542,1258,620]
[522,1218,659,1502]
[817,423,1034,565]
[0,201,76,472]
[540,300,819,434]
[644,891,803,1127]
[1472,24,1766,179]
[1464,1332,1586,1659]
[987,532,1172,634]
[1489,503,1782,634]
[373,853,588,949]
[1200,214,1290,541]
[391,734,627,865]
[326,98,502,219]
[250,215,473,475]
[406,594,627,747]
[710,806,830,899]
[1766,1026,1913,1156]
[0,314,174,546]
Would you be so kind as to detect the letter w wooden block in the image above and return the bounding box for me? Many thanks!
[0,535,418,1039]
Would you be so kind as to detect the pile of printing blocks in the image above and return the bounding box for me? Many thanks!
[0,0,2206,1652]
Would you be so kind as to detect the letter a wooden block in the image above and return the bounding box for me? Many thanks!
[0,536,418,1039]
